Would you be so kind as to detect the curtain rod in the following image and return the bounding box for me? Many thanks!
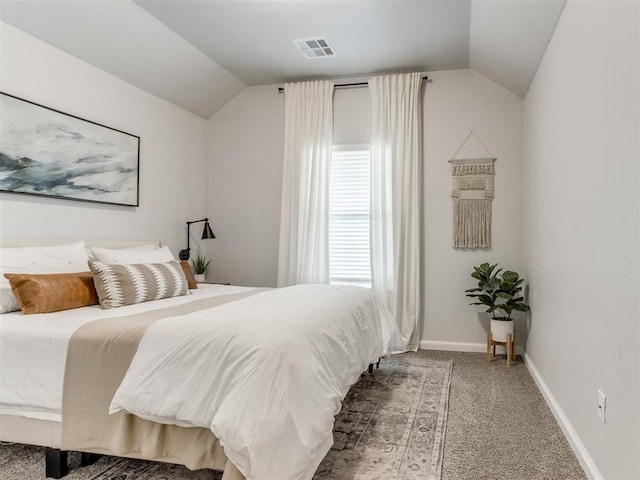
[277,76,430,93]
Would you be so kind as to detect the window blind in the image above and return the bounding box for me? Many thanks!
[329,147,372,288]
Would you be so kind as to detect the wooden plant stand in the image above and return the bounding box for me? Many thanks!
[486,331,515,366]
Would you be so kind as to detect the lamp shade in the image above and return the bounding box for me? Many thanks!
[202,221,216,239]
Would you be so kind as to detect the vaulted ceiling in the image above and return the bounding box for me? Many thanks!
[0,0,566,119]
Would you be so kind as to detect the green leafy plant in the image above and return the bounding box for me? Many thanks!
[191,255,211,275]
[465,263,530,320]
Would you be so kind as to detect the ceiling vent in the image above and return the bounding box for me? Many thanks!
[293,37,337,59]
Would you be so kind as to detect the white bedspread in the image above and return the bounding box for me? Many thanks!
[110,284,400,480]
[0,285,255,421]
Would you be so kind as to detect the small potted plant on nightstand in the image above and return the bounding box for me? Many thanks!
[465,263,530,355]
[191,255,211,283]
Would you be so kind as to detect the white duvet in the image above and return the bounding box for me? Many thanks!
[110,284,401,480]
[0,284,255,420]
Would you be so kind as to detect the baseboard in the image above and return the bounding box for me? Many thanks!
[524,353,602,480]
[419,340,525,356]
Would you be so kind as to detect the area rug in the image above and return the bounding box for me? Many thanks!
[0,356,452,480]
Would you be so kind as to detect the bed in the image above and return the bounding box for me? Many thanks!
[0,239,401,480]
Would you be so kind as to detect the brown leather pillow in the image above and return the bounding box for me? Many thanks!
[4,272,98,314]
[180,260,198,289]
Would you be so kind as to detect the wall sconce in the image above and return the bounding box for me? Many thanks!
[178,218,216,261]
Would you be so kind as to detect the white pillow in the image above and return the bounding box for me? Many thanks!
[91,245,175,265]
[86,243,158,261]
[0,241,89,313]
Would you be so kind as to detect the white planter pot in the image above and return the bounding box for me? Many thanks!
[194,273,205,283]
[490,319,514,342]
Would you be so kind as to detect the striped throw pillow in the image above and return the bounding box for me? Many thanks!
[89,260,188,309]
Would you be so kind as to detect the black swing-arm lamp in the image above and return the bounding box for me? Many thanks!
[178,218,215,261]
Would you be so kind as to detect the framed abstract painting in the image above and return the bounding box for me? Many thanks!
[0,92,140,207]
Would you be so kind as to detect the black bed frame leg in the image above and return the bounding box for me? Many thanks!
[80,452,102,467]
[45,448,68,479]
[367,358,382,374]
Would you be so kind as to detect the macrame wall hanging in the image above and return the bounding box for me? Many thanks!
[450,131,496,249]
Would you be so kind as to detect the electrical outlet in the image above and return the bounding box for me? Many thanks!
[597,390,606,424]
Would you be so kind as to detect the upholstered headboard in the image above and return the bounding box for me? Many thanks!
[0,239,161,249]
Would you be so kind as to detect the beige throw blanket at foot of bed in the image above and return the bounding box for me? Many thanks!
[61,290,267,480]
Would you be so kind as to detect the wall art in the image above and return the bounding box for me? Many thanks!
[0,92,140,206]
[451,158,495,249]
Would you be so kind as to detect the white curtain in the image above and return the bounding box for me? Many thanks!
[277,81,334,287]
[369,73,423,351]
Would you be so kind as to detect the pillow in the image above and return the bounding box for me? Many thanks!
[0,241,89,313]
[180,260,198,290]
[86,243,158,261]
[4,272,98,315]
[89,260,188,309]
[91,245,175,265]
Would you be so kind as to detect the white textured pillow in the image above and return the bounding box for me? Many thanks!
[0,241,89,313]
[91,245,175,265]
[86,243,158,261]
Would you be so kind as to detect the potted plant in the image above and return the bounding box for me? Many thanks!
[191,255,211,283]
[465,263,530,342]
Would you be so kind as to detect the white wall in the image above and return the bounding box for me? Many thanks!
[423,70,524,348]
[523,1,639,479]
[0,23,209,256]
[333,81,371,145]
[206,85,285,286]
[207,70,526,350]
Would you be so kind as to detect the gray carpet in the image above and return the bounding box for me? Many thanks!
[0,356,452,480]
[412,350,587,480]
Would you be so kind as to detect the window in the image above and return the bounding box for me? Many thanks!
[329,146,371,287]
